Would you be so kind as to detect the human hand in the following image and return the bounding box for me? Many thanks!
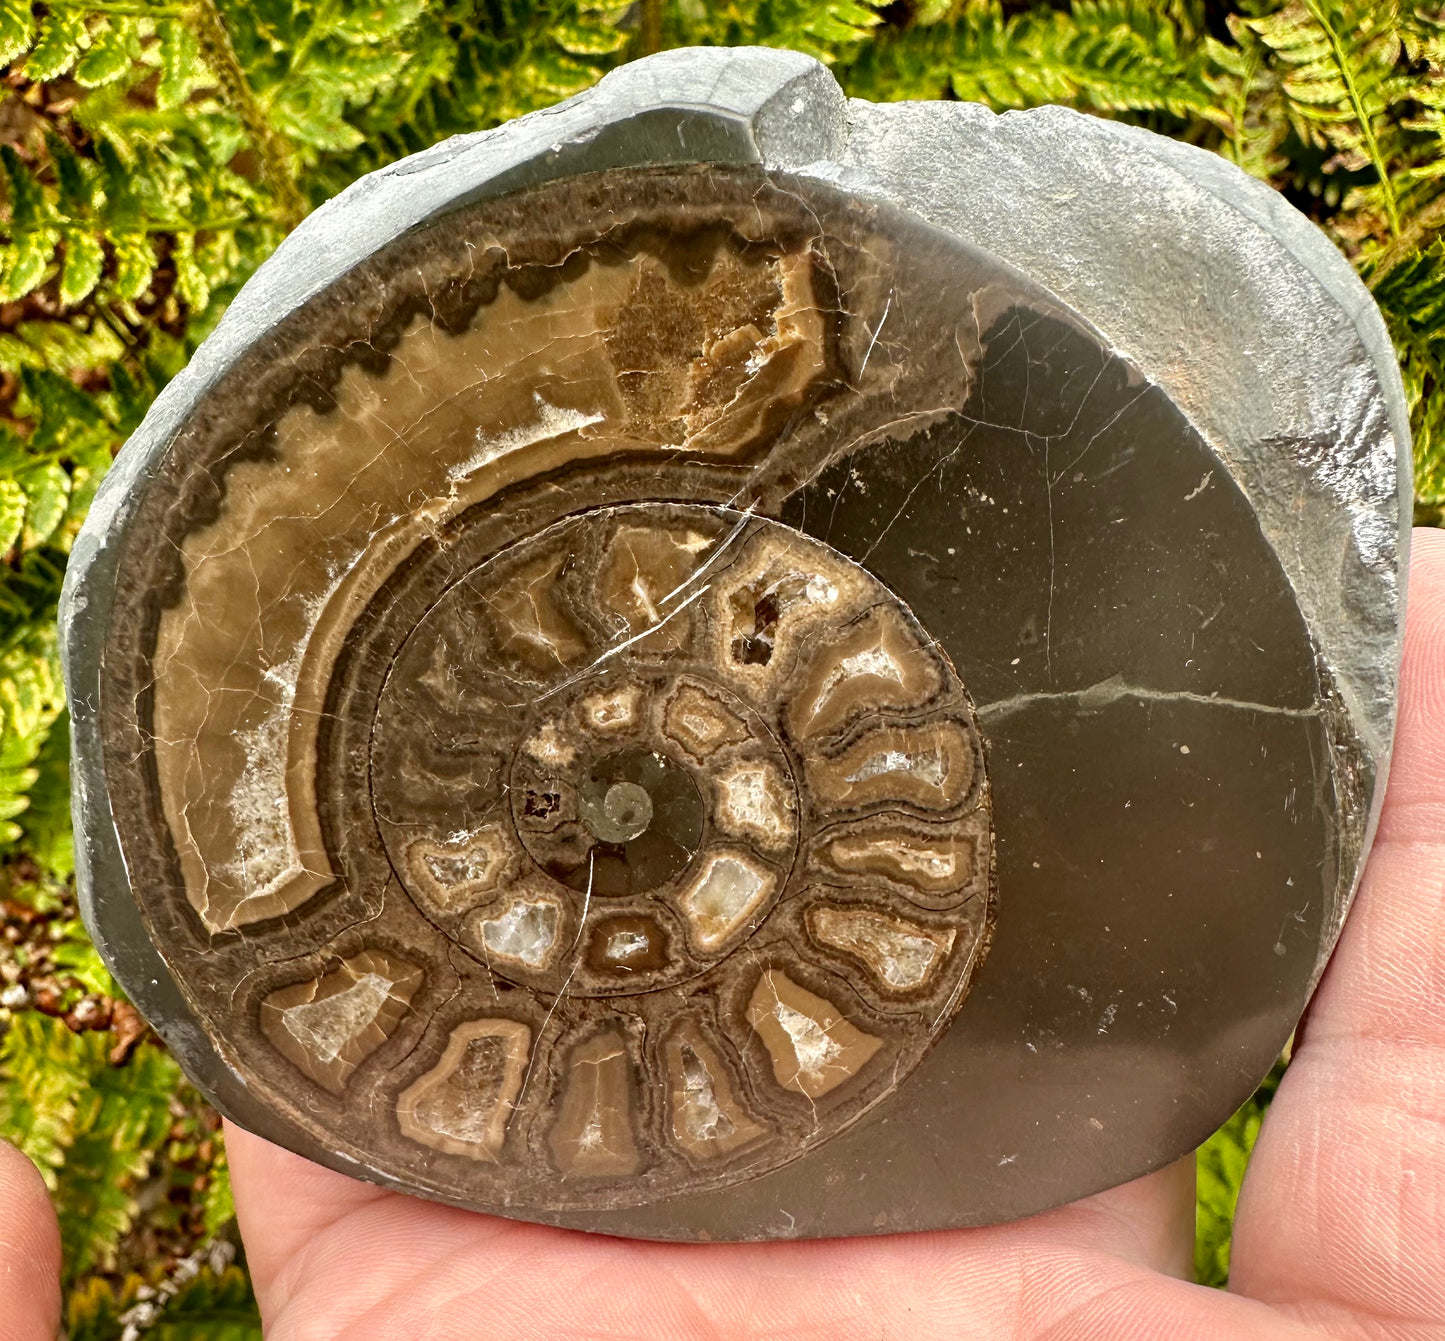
[8,531,1441,1341]
[211,529,1445,1341]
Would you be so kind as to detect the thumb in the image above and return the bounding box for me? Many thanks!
[0,1138,61,1341]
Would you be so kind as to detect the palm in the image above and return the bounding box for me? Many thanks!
[225,1147,1209,1340]
[6,530,1442,1341]
[222,531,1445,1341]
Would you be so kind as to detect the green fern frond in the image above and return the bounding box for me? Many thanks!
[72,13,143,89]
[202,1140,237,1238]
[0,1009,97,1180]
[1248,0,1407,234]
[666,0,879,64]
[1196,1059,1285,1285]
[1345,7,1445,261]
[16,712,72,876]
[0,1014,182,1280]
[50,914,117,997]
[66,1265,262,1341]
[317,0,633,186]
[846,0,1211,117]
[0,6,287,726]
[0,17,278,312]
[1201,19,1291,180]
[219,0,441,184]
[0,145,60,304]
[24,6,88,83]
[0,0,36,67]
[0,623,64,843]
[58,1040,181,1279]
[1366,239,1445,520]
[153,1265,263,1341]
[65,1273,132,1341]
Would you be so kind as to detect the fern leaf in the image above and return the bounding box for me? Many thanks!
[0,624,64,844]
[0,0,34,67]
[46,133,96,218]
[58,1040,181,1279]
[0,145,60,303]
[66,1260,262,1340]
[1196,1060,1284,1285]
[847,0,1211,117]
[554,18,630,55]
[66,1274,134,1341]
[0,233,55,302]
[201,1141,237,1238]
[111,231,160,302]
[304,0,631,183]
[19,461,71,550]
[72,14,135,88]
[1346,8,1445,257]
[1201,21,1290,181]
[1248,0,1406,234]
[24,6,87,82]
[0,1011,95,1182]
[17,712,74,877]
[1367,240,1445,520]
[18,367,114,458]
[50,916,118,998]
[0,479,26,555]
[331,0,428,44]
[0,319,124,384]
[157,16,206,110]
[173,233,211,313]
[152,1265,262,1341]
[58,232,105,307]
[0,143,51,233]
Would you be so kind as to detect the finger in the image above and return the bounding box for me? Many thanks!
[0,1139,61,1341]
[1231,527,1445,1332]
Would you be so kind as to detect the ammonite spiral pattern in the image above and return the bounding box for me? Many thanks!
[81,162,1013,1212]
[353,503,990,1188]
[80,111,1365,1231]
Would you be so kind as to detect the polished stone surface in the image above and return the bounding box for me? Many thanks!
[62,46,1408,1239]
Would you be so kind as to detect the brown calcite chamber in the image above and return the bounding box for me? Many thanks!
[65,49,1408,1239]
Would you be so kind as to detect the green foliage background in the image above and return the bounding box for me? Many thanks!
[0,0,1439,1332]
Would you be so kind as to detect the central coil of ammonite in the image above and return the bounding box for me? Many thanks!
[354,502,992,1189]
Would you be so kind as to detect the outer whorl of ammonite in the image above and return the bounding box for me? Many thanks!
[361,504,991,1189]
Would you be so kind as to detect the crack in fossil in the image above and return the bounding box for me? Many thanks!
[976,678,1322,722]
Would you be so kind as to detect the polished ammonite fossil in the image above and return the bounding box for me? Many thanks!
[62,47,1409,1239]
